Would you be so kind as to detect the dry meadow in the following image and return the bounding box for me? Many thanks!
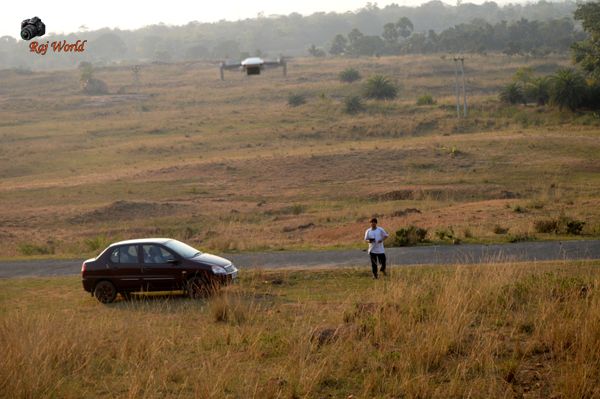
[0,54,599,257]
[1,261,599,398]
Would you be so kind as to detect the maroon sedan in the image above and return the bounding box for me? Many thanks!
[82,238,238,303]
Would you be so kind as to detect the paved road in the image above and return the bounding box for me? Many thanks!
[0,240,599,279]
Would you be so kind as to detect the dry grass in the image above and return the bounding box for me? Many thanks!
[0,54,599,257]
[1,261,599,398]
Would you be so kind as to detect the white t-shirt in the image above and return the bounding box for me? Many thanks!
[364,226,389,254]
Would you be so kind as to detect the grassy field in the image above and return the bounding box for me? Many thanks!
[0,54,599,258]
[1,261,599,398]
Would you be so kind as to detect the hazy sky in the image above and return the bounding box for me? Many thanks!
[3,0,531,39]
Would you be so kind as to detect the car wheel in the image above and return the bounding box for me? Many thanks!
[187,276,218,299]
[94,281,117,303]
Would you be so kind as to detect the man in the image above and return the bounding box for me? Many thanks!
[364,217,389,279]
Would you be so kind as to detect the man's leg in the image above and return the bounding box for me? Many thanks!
[369,253,378,278]
[379,253,387,275]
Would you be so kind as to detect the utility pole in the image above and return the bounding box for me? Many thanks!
[460,57,467,117]
[453,55,467,118]
[453,57,460,118]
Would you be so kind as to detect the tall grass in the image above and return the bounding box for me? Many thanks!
[1,262,599,398]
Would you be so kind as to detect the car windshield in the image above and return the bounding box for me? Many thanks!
[164,239,202,258]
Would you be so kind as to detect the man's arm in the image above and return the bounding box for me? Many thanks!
[379,228,389,243]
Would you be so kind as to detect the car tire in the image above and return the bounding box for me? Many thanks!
[94,280,117,303]
[186,276,218,299]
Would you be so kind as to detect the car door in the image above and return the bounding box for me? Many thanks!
[106,244,143,292]
[141,244,178,291]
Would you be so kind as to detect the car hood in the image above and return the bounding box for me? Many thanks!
[191,253,232,267]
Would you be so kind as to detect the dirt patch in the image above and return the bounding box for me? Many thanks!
[77,94,150,108]
[376,187,521,202]
[69,201,187,224]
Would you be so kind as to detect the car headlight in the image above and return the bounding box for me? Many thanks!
[211,265,227,275]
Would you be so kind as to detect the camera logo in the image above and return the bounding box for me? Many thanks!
[21,16,45,41]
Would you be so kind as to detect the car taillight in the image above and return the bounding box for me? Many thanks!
[81,262,87,273]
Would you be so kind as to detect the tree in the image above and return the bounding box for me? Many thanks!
[364,75,398,100]
[308,44,326,57]
[550,68,587,111]
[572,2,600,80]
[382,23,400,44]
[525,76,551,106]
[396,17,414,39]
[329,34,347,55]
[348,28,364,51]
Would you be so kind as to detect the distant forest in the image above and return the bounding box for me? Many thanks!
[0,1,584,70]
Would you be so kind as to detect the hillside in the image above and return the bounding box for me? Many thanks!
[0,54,599,258]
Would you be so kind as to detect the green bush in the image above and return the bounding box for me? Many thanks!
[288,93,306,107]
[84,235,110,252]
[343,96,365,114]
[18,242,55,256]
[364,75,398,100]
[391,226,428,246]
[416,94,436,106]
[339,68,361,83]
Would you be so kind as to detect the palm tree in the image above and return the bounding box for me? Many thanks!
[364,75,398,100]
[499,82,525,105]
[550,68,587,111]
[525,76,551,106]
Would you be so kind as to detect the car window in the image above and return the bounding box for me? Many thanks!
[118,245,138,264]
[110,248,119,263]
[142,245,175,264]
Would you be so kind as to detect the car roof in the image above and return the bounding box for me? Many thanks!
[110,238,174,247]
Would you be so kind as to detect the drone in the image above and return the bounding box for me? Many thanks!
[219,57,287,80]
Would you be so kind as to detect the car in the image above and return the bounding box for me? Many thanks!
[81,238,238,303]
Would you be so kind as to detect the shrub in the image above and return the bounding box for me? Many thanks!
[566,219,585,235]
[435,227,455,241]
[339,68,361,83]
[364,75,398,100]
[343,96,365,114]
[416,94,436,106]
[84,235,110,252]
[499,82,526,105]
[534,218,560,233]
[288,93,306,107]
[508,232,535,243]
[493,225,509,235]
[18,242,55,256]
[534,216,585,235]
[392,225,428,246]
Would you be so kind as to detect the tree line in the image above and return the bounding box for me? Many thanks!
[500,2,600,112]
[0,1,580,70]
[325,17,585,56]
